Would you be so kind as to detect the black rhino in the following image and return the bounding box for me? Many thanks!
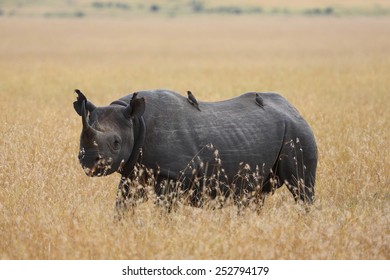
[73,89,317,213]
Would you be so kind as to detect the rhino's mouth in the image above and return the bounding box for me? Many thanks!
[79,152,113,177]
[83,159,112,177]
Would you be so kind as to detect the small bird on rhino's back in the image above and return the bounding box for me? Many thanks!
[187,90,201,111]
[255,93,264,108]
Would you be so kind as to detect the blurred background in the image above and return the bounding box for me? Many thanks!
[0,0,389,259]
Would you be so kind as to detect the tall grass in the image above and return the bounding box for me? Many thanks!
[0,16,389,259]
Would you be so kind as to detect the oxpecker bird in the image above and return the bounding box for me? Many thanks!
[255,93,264,109]
[187,90,201,111]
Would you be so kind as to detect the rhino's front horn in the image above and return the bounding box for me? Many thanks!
[81,100,97,138]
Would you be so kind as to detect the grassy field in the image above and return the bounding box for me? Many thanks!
[0,15,389,259]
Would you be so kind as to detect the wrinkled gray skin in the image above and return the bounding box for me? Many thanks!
[74,89,317,211]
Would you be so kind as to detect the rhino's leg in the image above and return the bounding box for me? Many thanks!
[156,164,205,209]
[114,175,148,220]
[232,178,252,212]
[154,176,181,212]
[235,175,278,213]
[114,177,130,220]
[276,139,317,204]
[179,175,202,207]
[184,165,230,209]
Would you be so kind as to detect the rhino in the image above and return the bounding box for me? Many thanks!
[73,89,317,213]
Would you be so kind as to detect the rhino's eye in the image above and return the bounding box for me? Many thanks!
[113,139,120,150]
[111,135,121,151]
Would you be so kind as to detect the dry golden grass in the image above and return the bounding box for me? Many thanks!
[0,16,389,259]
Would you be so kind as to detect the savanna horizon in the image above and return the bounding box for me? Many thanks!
[0,16,389,259]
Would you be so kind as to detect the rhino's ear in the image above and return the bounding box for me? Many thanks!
[124,97,145,119]
[73,89,96,116]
